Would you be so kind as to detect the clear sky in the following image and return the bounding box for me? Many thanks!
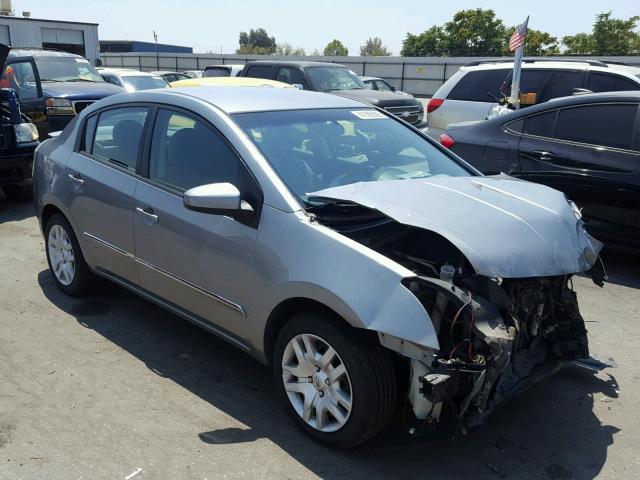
[16,0,640,54]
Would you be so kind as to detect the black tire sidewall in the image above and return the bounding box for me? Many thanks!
[45,214,92,296]
[273,312,394,448]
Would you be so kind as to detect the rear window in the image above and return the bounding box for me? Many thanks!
[556,104,638,150]
[588,72,640,93]
[243,65,274,80]
[203,67,231,78]
[448,69,511,102]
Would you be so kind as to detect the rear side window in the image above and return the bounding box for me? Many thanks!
[519,69,584,103]
[556,104,638,150]
[588,73,639,92]
[91,107,148,171]
[523,111,556,138]
[448,69,511,102]
[203,67,231,78]
[244,65,274,80]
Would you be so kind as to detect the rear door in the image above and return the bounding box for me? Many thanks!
[66,105,150,283]
[518,103,640,246]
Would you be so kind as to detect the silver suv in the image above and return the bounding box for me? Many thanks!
[426,59,640,138]
[33,86,603,447]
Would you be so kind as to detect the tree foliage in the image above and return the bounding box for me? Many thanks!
[323,39,348,56]
[360,37,391,56]
[276,43,306,56]
[444,9,506,56]
[401,26,446,56]
[561,32,595,55]
[237,28,276,55]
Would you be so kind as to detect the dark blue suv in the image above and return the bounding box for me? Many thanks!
[1,48,123,138]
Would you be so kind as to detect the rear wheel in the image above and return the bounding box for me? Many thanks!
[273,312,397,448]
[45,214,94,296]
[2,184,33,202]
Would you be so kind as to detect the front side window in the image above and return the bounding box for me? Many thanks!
[1,61,40,99]
[91,107,148,171]
[556,104,637,150]
[233,108,470,201]
[374,80,393,92]
[306,67,366,92]
[149,109,240,192]
[35,56,104,83]
[275,67,307,88]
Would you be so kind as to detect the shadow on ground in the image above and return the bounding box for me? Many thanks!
[0,192,35,223]
[37,268,621,480]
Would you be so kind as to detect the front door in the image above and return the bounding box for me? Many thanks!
[133,108,260,340]
[66,105,150,283]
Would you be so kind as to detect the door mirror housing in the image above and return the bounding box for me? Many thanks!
[292,83,304,90]
[390,86,397,92]
[184,182,243,214]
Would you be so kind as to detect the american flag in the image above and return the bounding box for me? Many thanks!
[509,21,528,52]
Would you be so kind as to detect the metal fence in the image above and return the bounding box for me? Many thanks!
[100,52,640,97]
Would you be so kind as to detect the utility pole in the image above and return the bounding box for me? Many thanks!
[153,30,159,70]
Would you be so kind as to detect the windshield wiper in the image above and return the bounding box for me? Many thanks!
[40,79,64,82]
[66,78,99,83]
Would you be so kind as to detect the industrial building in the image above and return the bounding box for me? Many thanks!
[0,1,100,64]
[100,40,192,54]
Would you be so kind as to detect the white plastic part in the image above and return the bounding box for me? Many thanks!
[409,358,436,420]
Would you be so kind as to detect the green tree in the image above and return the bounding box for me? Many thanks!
[360,37,391,56]
[592,11,640,55]
[401,26,447,56]
[562,32,595,54]
[323,39,348,56]
[503,28,560,55]
[310,48,323,56]
[276,43,306,56]
[444,8,506,56]
[236,28,276,55]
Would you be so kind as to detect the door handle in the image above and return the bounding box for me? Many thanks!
[136,206,159,224]
[67,173,84,186]
[531,150,556,161]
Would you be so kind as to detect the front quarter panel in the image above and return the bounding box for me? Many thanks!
[247,205,439,357]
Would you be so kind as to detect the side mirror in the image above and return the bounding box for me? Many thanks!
[390,86,397,92]
[292,83,304,90]
[184,182,246,214]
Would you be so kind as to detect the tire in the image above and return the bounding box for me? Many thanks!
[45,214,94,296]
[2,184,33,202]
[273,311,397,448]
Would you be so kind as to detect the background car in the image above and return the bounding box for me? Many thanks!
[34,86,601,448]
[0,48,123,138]
[181,70,203,78]
[441,91,640,251]
[360,76,409,96]
[426,59,640,138]
[170,77,294,88]
[241,60,426,128]
[203,64,245,77]
[98,68,169,91]
[149,70,191,83]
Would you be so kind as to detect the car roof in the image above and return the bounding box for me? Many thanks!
[118,86,368,114]
[8,48,85,59]
[460,59,640,76]
[204,64,244,69]
[360,76,382,81]
[101,69,162,77]
[245,60,346,68]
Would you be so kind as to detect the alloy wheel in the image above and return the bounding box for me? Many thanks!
[48,224,76,286]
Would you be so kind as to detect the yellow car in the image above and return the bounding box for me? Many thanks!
[170,77,294,88]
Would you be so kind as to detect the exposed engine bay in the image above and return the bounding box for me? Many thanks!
[307,197,603,431]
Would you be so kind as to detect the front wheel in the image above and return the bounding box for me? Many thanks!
[273,312,397,448]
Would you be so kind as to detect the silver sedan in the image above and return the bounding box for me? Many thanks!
[33,86,604,448]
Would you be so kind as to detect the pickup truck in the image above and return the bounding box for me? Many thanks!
[240,60,425,128]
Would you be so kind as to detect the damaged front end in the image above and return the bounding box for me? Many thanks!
[306,176,605,432]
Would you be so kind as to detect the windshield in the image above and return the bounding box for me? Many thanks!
[123,75,168,91]
[307,67,366,92]
[233,108,470,203]
[35,56,104,83]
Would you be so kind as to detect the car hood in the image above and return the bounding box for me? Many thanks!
[41,81,124,100]
[330,89,420,107]
[310,175,602,278]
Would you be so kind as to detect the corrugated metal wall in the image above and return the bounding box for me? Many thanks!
[100,52,640,97]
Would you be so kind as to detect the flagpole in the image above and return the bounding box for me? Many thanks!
[510,15,529,110]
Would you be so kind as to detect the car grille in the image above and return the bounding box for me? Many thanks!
[72,101,94,115]
[383,105,422,124]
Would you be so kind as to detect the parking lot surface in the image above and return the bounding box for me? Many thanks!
[1,194,639,480]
